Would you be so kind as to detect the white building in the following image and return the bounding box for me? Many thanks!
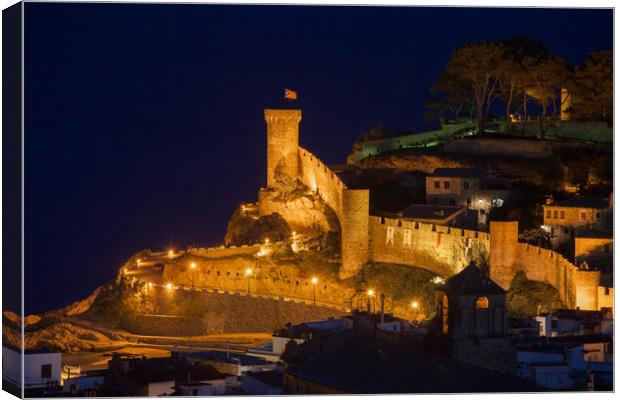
[2,346,62,395]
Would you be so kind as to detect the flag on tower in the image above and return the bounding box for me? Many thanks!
[284,88,298,101]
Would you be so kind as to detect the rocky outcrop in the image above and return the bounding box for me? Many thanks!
[224,207,291,246]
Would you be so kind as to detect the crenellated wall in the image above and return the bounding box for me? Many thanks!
[368,215,490,277]
[298,147,347,219]
[258,108,607,312]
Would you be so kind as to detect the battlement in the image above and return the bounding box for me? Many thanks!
[264,108,302,124]
[369,215,490,241]
[298,148,347,190]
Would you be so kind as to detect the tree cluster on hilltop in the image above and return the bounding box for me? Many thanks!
[426,38,612,133]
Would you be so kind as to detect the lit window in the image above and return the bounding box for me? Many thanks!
[560,211,565,219]
[553,210,558,219]
[475,297,489,309]
[580,211,587,221]
[546,210,551,219]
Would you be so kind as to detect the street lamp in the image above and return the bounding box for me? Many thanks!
[245,268,253,294]
[264,238,270,245]
[190,262,197,288]
[367,289,376,314]
[165,282,174,290]
[411,301,420,322]
[311,277,318,304]
[168,249,174,257]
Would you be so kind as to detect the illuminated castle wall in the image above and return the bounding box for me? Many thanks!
[259,108,608,310]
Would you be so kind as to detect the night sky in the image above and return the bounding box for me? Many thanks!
[24,4,612,314]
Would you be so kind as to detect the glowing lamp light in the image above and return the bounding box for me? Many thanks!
[148,282,153,288]
[165,283,174,290]
[245,268,253,277]
[367,289,375,297]
[264,238,270,245]
[411,301,419,309]
[190,262,197,270]
[123,268,128,274]
[311,277,318,284]
[168,250,174,257]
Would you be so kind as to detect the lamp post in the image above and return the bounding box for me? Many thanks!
[367,289,375,315]
[311,277,318,304]
[245,268,253,294]
[411,300,419,323]
[190,262,196,288]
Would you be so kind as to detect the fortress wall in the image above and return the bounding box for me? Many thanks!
[574,237,613,258]
[574,271,601,311]
[122,290,345,336]
[340,190,369,279]
[514,243,577,308]
[163,253,355,307]
[188,244,265,258]
[368,216,490,277]
[298,147,347,218]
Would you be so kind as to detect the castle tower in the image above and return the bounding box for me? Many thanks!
[340,189,370,279]
[264,109,302,187]
[489,221,519,290]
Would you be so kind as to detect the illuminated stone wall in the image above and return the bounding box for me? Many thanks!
[368,216,490,277]
[122,289,345,336]
[297,147,347,219]
[163,247,355,307]
[574,270,601,311]
[574,237,613,258]
[489,221,519,290]
[340,190,369,279]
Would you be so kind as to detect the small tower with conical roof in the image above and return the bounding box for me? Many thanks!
[436,261,516,375]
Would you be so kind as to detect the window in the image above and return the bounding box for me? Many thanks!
[444,181,450,189]
[475,297,489,309]
[546,210,551,219]
[464,181,470,190]
[596,212,601,221]
[41,364,52,379]
[553,210,558,219]
[434,180,440,189]
[580,211,587,221]
[560,211,565,220]
[467,198,471,206]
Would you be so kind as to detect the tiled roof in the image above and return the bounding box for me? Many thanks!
[429,168,484,178]
[244,370,283,388]
[399,204,465,221]
[548,197,609,209]
[443,262,505,295]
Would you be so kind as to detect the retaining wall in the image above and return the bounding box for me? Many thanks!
[122,290,345,336]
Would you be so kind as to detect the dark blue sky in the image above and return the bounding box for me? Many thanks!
[24,4,612,314]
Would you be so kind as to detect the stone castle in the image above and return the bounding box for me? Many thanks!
[256,108,612,312]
